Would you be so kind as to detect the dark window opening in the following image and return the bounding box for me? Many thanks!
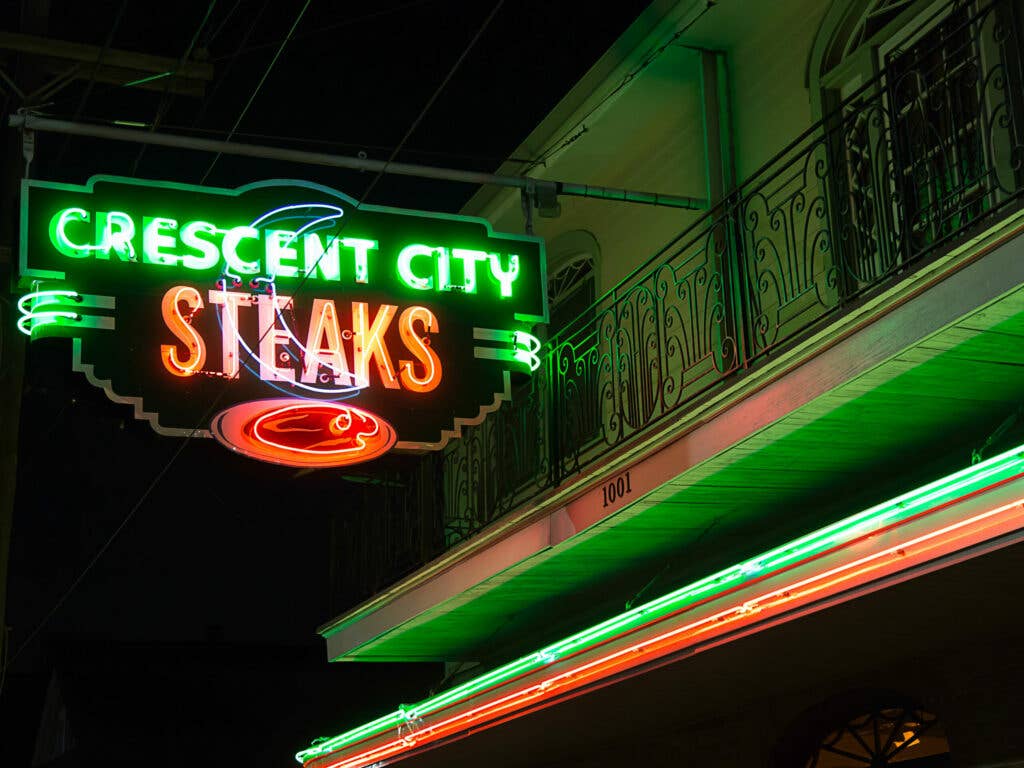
[886,6,985,254]
[805,704,951,767]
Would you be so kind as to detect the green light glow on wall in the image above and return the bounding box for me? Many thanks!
[298,441,1024,761]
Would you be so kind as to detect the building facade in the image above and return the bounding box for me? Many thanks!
[307,1,1024,765]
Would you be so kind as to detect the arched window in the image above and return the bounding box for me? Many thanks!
[545,230,599,340]
[773,692,952,768]
[806,703,951,767]
[544,231,602,449]
[820,1,918,76]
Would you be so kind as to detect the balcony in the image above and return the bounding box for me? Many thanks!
[329,0,1024,617]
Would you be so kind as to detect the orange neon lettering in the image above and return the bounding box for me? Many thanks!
[208,290,255,379]
[351,302,399,389]
[398,306,441,392]
[160,285,206,376]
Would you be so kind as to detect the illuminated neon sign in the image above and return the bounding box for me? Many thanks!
[18,176,547,466]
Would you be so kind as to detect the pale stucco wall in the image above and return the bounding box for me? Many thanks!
[470,0,830,303]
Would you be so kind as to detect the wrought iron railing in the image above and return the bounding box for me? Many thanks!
[340,0,1024,605]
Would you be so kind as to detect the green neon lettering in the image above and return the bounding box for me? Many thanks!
[49,208,94,258]
[397,244,435,290]
[142,217,179,265]
[44,205,528,298]
[223,226,260,275]
[488,252,520,297]
[436,247,453,291]
[302,233,340,281]
[451,249,490,293]
[180,221,220,270]
[266,230,300,278]
[98,211,136,261]
[342,238,376,284]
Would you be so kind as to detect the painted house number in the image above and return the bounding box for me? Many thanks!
[601,470,633,508]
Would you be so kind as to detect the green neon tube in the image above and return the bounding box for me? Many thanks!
[16,290,82,336]
[298,441,1024,762]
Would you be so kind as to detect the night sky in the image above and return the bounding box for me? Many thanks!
[0,1,651,765]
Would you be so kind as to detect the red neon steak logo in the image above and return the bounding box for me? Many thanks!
[212,399,396,467]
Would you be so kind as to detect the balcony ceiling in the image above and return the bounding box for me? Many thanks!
[323,219,1024,664]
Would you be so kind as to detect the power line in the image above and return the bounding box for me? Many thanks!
[202,0,243,50]
[2,0,508,679]
[297,0,506,295]
[31,0,447,117]
[188,0,273,133]
[354,0,505,206]
[199,0,312,184]
[131,0,219,175]
[210,0,448,63]
[39,110,540,167]
[53,0,129,167]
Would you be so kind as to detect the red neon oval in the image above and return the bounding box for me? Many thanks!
[211,399,396,468]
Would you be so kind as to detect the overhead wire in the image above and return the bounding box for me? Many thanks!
[131,0,219,175]
[25,0,450,118]
[30,108,540,167]
[199,0,313,184]
[276,0,507,339]
[353,0,506,207]
[202,0,243,50]
[210,0,448,63]
[53,0,129,167]
[188,0,273,133]
[2,0,507,678]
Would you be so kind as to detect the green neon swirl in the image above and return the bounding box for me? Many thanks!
[16,310,79,336]
[513,331,542,371]
[16,290,82,336]
[296,441,1024,762]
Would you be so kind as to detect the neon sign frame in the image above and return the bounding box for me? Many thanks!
[18,175,548,465]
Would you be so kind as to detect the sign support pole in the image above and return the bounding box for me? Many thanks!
[7,114,708,212]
